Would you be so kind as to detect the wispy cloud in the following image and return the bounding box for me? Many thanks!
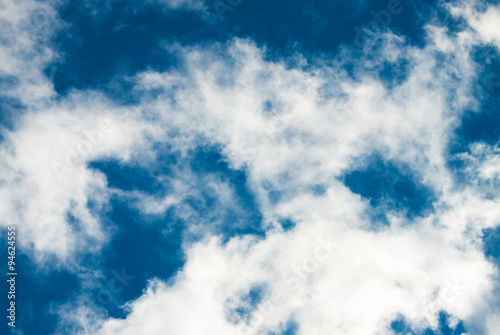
[1,0,499,334]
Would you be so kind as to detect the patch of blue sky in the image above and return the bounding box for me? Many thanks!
[89,159,171,195]
[211,0,431,56]
[280,321,299,335]
[0,92,24,142]
[0,228,81,335]
[482,226,500,318]
[49,0,442,97]
[277,218,296,232]
[377,58,411,89]
[5,197,184,331]
[267,320,299,335]
[84,144,265,316]
[1,197,184,330]
[0,200,180,333]
[342,154,436,224]
[482,225,500,316]
[51,0,212,95]
[309,184,327,196]
[226,284,266,324]
[189,145,265,238]
[455,45,500,147]
[446,44,499,190]
[97,196,184,318]
[483,226,500,267]
[390,312,466,334]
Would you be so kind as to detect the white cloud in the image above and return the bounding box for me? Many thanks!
[0,93,156,261]
[94,224,494,334]
[1,0,500,334]
[0,0,63,106]
[92,12,500,335]
[486,312,500,334]
[449,1,500,50]
[150,0,206,10]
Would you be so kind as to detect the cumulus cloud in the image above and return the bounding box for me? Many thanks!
[449,0,500,50]
[0,93,154,261]
[0,0,499,334]
[0,0,61,106]
[93,223,496,334]
[92,8,499,335]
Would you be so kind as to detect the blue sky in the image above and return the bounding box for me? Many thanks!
[0,0,499,334]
